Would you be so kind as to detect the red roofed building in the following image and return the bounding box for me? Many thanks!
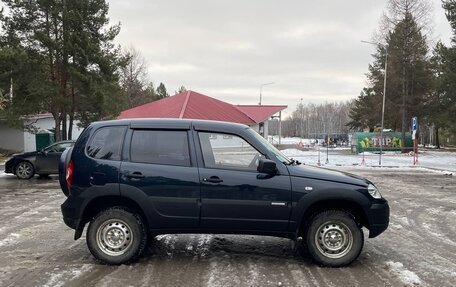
[118,90,287,140]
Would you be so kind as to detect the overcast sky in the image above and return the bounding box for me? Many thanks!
[108,0,452,114]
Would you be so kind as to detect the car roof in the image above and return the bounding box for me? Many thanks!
[89,118,250,132]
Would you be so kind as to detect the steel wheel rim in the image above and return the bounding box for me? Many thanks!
[96,219,133,256]
[315,220,353,259]
[17,162,32,178]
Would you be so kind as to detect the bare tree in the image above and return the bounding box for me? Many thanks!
[120,46,155,108]
[280,101,354,139]
[374,0,434,44]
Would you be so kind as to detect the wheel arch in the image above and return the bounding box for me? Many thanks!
[297,197,370,237]
[77,195,148,239]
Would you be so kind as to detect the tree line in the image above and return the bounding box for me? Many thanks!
[275,101,353,139]
[0,0,183,141]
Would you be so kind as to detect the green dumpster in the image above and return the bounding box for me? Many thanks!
[35,130,55,151]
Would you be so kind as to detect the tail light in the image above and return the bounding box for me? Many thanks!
[66,161,74,190]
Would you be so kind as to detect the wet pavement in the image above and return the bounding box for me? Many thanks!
[0,167,455,286]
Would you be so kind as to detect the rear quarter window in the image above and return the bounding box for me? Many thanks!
[86,126,126,161]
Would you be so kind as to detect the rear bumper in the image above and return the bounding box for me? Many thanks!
[368,202,390,238]
[61,196,81,230]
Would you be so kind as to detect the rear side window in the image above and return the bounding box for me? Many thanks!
[86,126,126,161]
[130,130,191,166]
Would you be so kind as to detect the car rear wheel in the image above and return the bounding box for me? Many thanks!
[15,161,35,179]
[87,207,147,265]
[306,210,363,267]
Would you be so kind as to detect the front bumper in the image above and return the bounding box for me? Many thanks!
[368,202,390,238]
[5,159,15,174]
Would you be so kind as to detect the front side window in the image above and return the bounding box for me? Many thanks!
[86,126,126,161]
[199,132,264,171]
[130,130,190,166]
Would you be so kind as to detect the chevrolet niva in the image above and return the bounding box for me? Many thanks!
[59,119,389,267]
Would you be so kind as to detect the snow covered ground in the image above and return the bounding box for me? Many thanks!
[0,168,455,286]
[281,148,456,174]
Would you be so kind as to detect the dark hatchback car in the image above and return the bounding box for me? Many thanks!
[5,140,75,179]
[60,119,389,267]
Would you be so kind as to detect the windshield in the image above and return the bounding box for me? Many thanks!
[246,128,293,165]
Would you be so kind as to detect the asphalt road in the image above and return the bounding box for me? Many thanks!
[0,167,455,287]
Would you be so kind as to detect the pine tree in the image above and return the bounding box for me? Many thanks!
[427,0,456,146]
[156,82,169,99]
[0,0,123,139]
[349,1,433,147]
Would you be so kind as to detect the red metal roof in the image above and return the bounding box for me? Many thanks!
[118,90,287,124]
[236,105,287,123]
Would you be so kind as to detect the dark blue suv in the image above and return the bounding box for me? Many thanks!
[60,119,389,266]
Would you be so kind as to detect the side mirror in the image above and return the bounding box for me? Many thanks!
[257,158,277,175]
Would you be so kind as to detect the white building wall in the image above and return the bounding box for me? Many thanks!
[250,124,260,134]
[0,122,25,152]
[248,121,268,139]
[23,117,84,151]
[263,120,269,139]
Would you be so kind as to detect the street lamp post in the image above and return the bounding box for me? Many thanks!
[361,40,388,166]
[325,121,329,164]
[259,82,274,105]
[300,98,303,140]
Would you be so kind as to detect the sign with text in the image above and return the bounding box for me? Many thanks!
[352,132,413,153]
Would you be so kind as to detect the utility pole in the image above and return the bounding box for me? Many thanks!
[259,82,274,105]
[300,98,303,140]
[361,40,388,165]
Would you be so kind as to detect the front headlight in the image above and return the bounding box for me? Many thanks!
[368,183,382,199]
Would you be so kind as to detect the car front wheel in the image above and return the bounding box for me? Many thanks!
[306,210,363,267]
[15,161,35,179]
[87,207,147,265]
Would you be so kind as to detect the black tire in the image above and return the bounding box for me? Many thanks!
[87,207,147,265]
[15,161,35,179]
[305,210,363,267]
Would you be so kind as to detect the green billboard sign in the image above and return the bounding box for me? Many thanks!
[352,132,412,153]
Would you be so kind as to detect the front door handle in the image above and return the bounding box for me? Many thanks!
[203,176,223,183]
[124,171,145,179]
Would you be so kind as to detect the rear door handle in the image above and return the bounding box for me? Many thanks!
[124,171,145,179]
[203,176,223,183]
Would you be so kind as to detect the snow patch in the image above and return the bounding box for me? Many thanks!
[422,223,456,246]
[426,207,443,216]
[278,148,456,173]
[390,223,403,230]
[0,171,12,178]
[43,265,92,287]
[385,261,422,286]
[196,235,212,256]
[0,233,21,247]
[157,234,176,256]
[398,216,411,226]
